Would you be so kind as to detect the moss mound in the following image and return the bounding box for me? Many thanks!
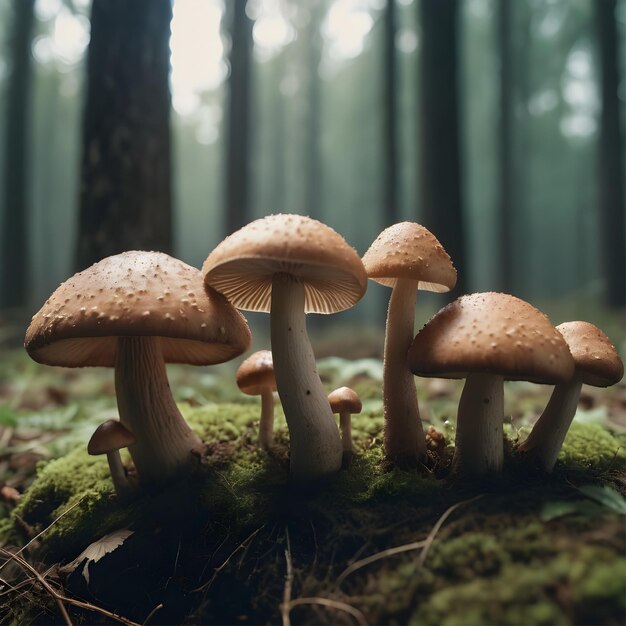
[4,403,626,625]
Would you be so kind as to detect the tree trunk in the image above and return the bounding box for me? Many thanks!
[597,0,625,308]
[496,0,513,293]
[1,0,35,309]
[225,0,253,235]
[76,0,173,271]
[383,0,399,227]
[271,52,286,210]
[419,0,466,294]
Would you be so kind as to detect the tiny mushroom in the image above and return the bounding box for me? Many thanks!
[328,386,362,452]
[203,214,367,482]
[518,321,623,471]
[25,251,251,486]
[236,350,277,448]
[408,293,574,476]
[88,419,135,497]
[362,222,456,461]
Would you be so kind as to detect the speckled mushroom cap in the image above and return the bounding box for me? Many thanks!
[328,386,362,414]
[408,292,575,384]
[236,350,276,395]
[25,251,251,367]
[202,214,367,314]
[556,321,623,387]
[362,222,457,292]
[88,419,135,455]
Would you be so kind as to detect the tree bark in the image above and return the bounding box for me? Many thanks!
[76,0,173,271]
[597,0,625,308]
[225,0,253,235]
[1,0,35,309]
[383,0,399,227]
[419,0,466,294]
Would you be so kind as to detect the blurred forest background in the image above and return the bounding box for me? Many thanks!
[0,0,624,340]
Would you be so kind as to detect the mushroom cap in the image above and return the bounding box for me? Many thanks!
[236,350,276,395]
[25,251,251,367]
[202,214,367,314]
[556,321,624,387]
[408,292,575,384]
[328,386,362,414]
[362,222,457,292]
[88,419,135,455]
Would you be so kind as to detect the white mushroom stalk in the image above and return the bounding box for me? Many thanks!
[339,412,352,452]
[259,388,275,448]
[270,273,342,481]
[453,373,504,475]
[384,278,427,459]
[106,450,133,498]
[518,376,583,471]
[115,336,203,484]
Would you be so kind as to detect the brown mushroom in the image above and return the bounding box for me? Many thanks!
[237,350,277,448]
[25,251,251,485]
[328,386,362,452]
[362,222,456,461]
[203,214,367,481]
[409,293,574,475]
[518,321,623,471]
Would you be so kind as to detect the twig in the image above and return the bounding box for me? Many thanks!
[286,597,368,626]
[0,548,139,626]
[142,602,163,625]
[0,496,86,574]
[281,527,293,626]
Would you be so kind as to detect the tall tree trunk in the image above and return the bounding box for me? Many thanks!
[271,52,286,210]
[225,0,253,235]
[597,0,625,308]
[76,0,173,271]
[1,0,35,309]
[419,0,466,294]
[383,0,399,227]
[496,0,513,293]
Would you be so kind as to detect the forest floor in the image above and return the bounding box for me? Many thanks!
[0,319,625,625]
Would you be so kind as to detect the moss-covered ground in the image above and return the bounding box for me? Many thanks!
[1,335,625,625]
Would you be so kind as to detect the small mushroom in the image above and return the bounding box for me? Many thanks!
[518,321,623,471]
[328,386,362,452]
[237,350,277,448]
[409,293,574,475]
[362,222,456,461]
[88,420,135,497]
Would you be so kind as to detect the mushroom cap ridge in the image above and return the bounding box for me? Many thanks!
[236,350,276,395]
[408,292,575,384]
[557,321,623,387]
[202,214,367,314]
[362,222,457,292]
[25,251,251,367]
[328,386,362,414]
[88,419,135,455]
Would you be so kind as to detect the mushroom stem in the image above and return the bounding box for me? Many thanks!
[106,450,132,497]
[270,273,343,481]
[340,412,352,452]
[259,388,275,448]
[453,373,504,475]
[115,336,203,484]
[383,278,427,459]
[518,376,582,471]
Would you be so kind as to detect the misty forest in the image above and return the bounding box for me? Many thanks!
[0,0,625,624]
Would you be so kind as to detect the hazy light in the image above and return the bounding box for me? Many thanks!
[528,89,558,116]
[323,1,373,60]
[396,29,417,54]
[52,10,89,64]
[539,8,566,37]
[560,115,596,138]
[251,0,295,61]
[170,0,226,116]
[35,0,63,21]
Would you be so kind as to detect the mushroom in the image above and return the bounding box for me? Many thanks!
[25,251,251,485]
[88,420,135,497]
[362,222,456,461]
[203,214,367,482]
[236,350,277,448]
[408,293,574,475]
[328,386,362,453]
[518,321,623,471]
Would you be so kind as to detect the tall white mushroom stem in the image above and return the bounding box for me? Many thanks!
[115,336,203,484]
[518,376,582,472]
[383,278,427,459]
[106,451,132,498]
[270,273,343,481]
[453,373,504,475]
[340,412,352,452]
[259,388,275,448]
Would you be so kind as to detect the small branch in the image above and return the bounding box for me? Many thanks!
[281,527,293,626]
[286,597,368,626]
